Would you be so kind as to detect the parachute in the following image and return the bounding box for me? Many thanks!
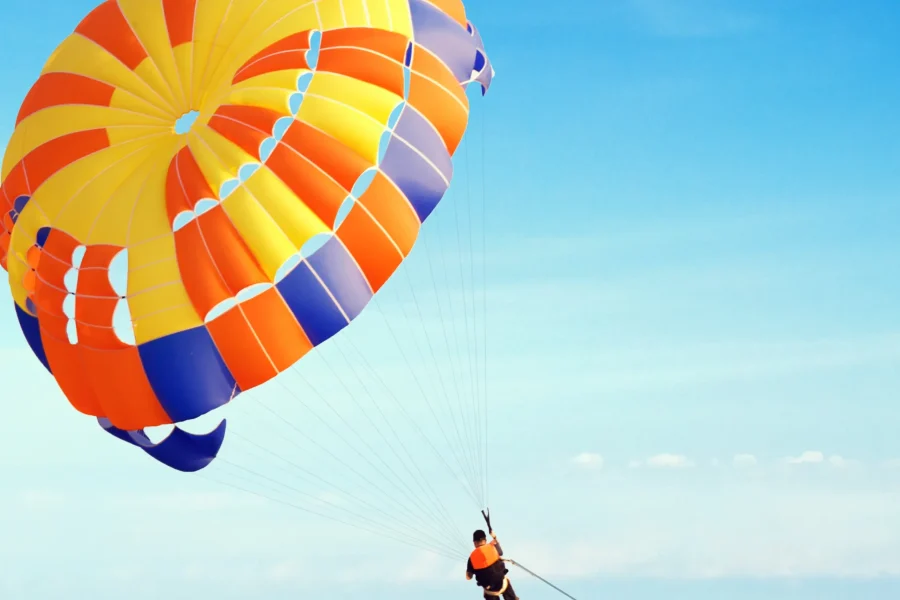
[1,0,494,560]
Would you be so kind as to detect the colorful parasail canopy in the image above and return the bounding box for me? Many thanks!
[0,0,493,472]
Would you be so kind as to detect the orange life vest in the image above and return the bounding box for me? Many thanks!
[469,542,500,570]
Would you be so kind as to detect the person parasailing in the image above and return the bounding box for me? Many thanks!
[466,528,519,600]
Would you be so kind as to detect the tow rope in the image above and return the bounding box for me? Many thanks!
[505,559,580,600]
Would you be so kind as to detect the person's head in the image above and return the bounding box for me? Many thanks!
[473,529,487,547]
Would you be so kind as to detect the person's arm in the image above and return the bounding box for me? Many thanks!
[466,558,474,580]
[490,531,504,556]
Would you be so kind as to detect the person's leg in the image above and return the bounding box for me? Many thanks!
[482,582,502,599]
[501,578,518,600]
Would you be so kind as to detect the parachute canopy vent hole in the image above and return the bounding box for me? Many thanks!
[175,110,200,135]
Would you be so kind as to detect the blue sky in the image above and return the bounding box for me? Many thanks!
[2,0,900,598]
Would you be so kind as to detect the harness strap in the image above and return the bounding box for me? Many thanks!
[482,577,509,597]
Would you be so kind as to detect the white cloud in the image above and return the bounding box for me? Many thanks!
[644,454,694,468]
[571,452,604,469]
[827,455,859,468]
[785,450,825,465]
[781,451,859,468]
[732,454,758,468]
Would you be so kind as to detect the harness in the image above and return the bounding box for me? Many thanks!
[482,575,510,597]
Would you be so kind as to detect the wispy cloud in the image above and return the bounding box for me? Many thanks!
[732,453,758,468]
[616,452,878,470]
[828,455,857,468]
[785,450,825,464]
[631,454,695,469]
[571,452,604,469]
[782,451,860,468]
